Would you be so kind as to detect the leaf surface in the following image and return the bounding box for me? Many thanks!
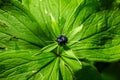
[71,10,120,62]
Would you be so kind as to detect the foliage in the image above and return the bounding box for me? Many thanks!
[0,0,120,80]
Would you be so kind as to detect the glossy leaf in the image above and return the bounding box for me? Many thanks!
[61,50,82,73]
[0,0,82,80]
[71,10,120,62]
[0,50,55,80]
[22,0,60,38]
[1,0,120,80]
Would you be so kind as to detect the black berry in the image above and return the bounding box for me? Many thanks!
[57,35,68,45]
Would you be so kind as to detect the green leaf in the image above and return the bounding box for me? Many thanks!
[61,0,99,35]
[34,43,58,55]
[0,0,46,46]
[22,0,98,37]
[71,10,120,62]
[0,0,83,80]
[0,50,56,80]
[61,50,82,73]
[0,32,40,52]
[22,0,60,38]
[60,59,73,80]
[67,24,83,45]
[0,50,82,80]
[1,0,120,80]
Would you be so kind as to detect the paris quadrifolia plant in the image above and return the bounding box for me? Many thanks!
[0,0,120,80]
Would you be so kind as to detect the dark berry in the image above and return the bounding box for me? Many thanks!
[57,35,68,45]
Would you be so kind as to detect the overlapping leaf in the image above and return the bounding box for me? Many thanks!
[0,1,82,80]
[0,50,55,80]
[1,0,120,80]
[71,9,120,62]
[0,50,81,80]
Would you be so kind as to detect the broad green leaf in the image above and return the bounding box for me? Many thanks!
[61,50,82,73]
[22,0,60,38]
[1,0,120,80]
[34,43,58,55]
[0,0,83,80]
[67,24,83,45]
[0,50,82,80]
[0,0,52,47]
[0,32,40,53]
[60,59,73,80]
[71,10,120,62]
[23,0,98,37]
[62,0,99,35]
[0,50,56,80]
[22,0,100,46]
